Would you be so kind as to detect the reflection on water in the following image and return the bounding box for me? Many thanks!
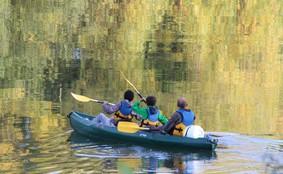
[1,0,283,173]
[69,131,217,174]
[1,114,282,173]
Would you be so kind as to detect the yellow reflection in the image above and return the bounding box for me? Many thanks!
[0,143,14,155]
[117,158,141,174]
[0,88,25,100]
[0,0,282,139]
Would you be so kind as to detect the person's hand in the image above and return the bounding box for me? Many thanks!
[140,97,146,103]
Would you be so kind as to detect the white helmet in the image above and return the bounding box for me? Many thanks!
[183,125,205,138]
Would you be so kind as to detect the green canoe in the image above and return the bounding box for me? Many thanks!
[68,111,218,151]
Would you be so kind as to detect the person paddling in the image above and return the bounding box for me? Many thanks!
[161,97,195,136]
[102,90,137,125]
[132,96,168,127]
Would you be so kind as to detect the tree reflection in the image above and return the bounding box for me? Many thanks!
[144,12,190,93]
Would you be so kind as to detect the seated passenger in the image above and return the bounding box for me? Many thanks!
[162,97,195,136]
[102,90,136,125]
[132,96,168,127]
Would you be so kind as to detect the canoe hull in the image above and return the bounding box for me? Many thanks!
[68,111,217,151]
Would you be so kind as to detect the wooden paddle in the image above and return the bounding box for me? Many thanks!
[117,121,149,133]
[120,71,146,101]
[71,92,114,105]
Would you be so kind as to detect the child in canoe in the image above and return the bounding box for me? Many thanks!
[132,96,168,127]
[93,90,139,126]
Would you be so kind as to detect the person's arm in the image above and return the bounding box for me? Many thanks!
[132,101,148,119]
[190,110,196,122]
[102,102,120,114]
[158,112,168,125]
[162,112,182,133]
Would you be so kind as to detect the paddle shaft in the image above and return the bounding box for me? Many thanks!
[71,92,114,105]
[137,93,146,102]
[89,99,115,105]
[91,99,104,104]
[120,71,146,101]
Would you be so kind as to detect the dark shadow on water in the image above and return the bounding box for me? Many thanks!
[68,131,217,158]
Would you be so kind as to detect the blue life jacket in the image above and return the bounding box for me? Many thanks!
[176,109,195,126]
[146,107,159,122]
[141,107,160,127]
[119,100,132,116]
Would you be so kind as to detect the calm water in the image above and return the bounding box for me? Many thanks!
[1,0,283,173]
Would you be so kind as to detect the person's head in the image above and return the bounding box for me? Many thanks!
[177,97,188,109]
[146,96,156,106]
[124,90,134,101]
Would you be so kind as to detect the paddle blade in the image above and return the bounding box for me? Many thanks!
[117,122,149,133]
[71,92,93,102]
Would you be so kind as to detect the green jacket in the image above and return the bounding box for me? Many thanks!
[132,101,168,125]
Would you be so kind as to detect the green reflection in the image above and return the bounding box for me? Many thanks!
[1,0,283,137]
